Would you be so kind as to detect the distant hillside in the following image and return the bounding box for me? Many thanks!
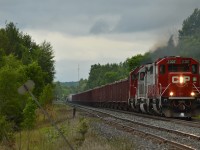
[61,81,78,87]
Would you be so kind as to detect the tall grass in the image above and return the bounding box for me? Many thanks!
[12,104,135,150]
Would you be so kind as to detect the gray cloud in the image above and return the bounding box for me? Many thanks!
[1,0,199,35]
[1,0,200,81]
[88,0,200,34]
[89,20,110,34]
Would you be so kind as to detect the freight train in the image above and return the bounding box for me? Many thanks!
[72,56,200,118]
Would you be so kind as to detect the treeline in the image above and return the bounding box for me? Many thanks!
[146,8,200,61]
[0,23,55,144]
[86,63,129,89]
[82,8,200,90]
[54,79,88,100]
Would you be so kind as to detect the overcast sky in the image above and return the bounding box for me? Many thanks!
[0,0,200,82]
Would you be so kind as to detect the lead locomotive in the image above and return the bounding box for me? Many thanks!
[129,56,200,117]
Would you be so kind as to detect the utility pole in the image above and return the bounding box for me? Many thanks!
[78,64,80,92]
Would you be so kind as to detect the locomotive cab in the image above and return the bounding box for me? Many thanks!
[128,56,200,118]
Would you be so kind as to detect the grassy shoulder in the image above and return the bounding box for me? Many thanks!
[9,104,135,150]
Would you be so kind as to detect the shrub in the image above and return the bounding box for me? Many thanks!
[0,115,14,144]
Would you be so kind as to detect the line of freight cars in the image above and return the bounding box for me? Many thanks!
[71,56,200,118]
[72,78,129,109]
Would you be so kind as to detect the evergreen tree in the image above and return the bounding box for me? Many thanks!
[179,8,200,39]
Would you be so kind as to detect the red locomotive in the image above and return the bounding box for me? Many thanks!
[72,56,200,118]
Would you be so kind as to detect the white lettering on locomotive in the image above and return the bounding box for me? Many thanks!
[172,76,190,83]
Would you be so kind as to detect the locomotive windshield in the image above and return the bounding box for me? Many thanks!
[192,64,198,74]
[168,64,189,72]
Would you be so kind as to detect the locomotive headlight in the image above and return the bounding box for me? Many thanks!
[180,76,184,84]
[191,92,195,96]
[169,92,174,96]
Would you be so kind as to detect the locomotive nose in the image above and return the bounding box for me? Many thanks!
[168,73,193,97]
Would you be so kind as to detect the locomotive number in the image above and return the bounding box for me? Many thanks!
[172,76,190,83]
[167,60,176,64]
[182,60,190,64]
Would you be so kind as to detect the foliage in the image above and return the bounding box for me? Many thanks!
[39,84,54,106]
[21,99,35,150]
[36,41,55,84]
[78,78,88,92]
[0,22,55,142]
[54,82,65,101]
[75,117,89,147]
[21,97,37,130]
[116,9,199,68]
[62,81,78,87]
[24,62,45,97]
[45,124,69,143]
[86,63,128,89]
[0,55,27,126]
[54,79,88,101]
[0,115,14,143]
[179,8,200,39]
[125,54,146,72]
[0,22,55,84]
[135,8,200,63]
[176,8,200,60]
[45,128,59,143]
[77,118,88,136]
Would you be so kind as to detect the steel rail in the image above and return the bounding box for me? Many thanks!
[102,107,200,128]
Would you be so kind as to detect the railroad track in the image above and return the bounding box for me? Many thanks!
[102,107,200,128]
[103,120,195,150]
[63,100,200,129]
[66,102,200,149]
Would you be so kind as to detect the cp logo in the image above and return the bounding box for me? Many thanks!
[172,76,190,83]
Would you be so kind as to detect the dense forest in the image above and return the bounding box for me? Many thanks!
[59,8,200,95]
[0,23,55,144]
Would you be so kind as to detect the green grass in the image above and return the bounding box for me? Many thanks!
[10,104,136,150]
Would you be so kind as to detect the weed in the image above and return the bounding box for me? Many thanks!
[73,117,89,148]
[77,117,89,137]
[0,115,15,148]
